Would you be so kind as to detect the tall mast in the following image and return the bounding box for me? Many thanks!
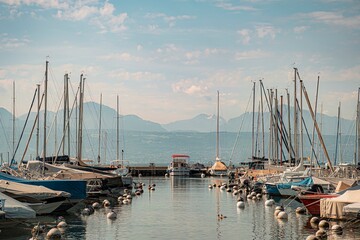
[260,81,265,158]
[217,91,219,160]
[252,82,255,159]
[286,89,292,163]
[36,84,40,159]
[12,81,15,163]
[117,95,119,160]
[77,74,84,162]
[310,76,320,172]
[43,60,48,174]
[97,93,102,164]
[356,88,360,165]
[300,80,304,167]
[293,68,298,164]
[66,74,70,157]
[280,95,283,166]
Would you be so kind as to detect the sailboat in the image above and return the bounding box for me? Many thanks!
[209,91,228,176]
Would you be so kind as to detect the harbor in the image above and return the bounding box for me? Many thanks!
[1,176,360,240]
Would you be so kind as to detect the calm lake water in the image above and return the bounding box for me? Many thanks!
[1,176,360,240]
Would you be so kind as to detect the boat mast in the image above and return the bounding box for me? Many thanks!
[280,95,283,166]
[310,76,320,172]
[294,68,298,165]
[334,102,341,165]
[252,82,255,159]
[260,81,265,158]
[43,60,48,175]
[77,74,84,162]
[286,89,292,164]
[300,80,304,168]
[216,90,220,161]
[117,95,119,160]
[97,93,102,164]
[36,84,40,159]
[12,81,15,164]
[356,88,360,165]
[302,82,334,173]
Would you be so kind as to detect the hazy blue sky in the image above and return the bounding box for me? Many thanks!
[0,0,359,124]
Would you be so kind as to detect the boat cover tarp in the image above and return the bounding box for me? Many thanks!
[320,189,360,219]
[335,181,351,193]
[211,161,227,171]
[0,192,36,219]
[0,180,71,200]
[343,202,360,214]
[277,177,313,189]
[0,172,86,200]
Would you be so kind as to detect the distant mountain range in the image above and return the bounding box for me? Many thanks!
[0,101,357,135]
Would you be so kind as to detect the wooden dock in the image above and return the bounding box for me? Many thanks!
[128,163,168,176]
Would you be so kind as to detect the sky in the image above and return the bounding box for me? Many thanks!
[0,0,359,124]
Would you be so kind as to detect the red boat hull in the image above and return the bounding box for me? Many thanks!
[298,194,338,215]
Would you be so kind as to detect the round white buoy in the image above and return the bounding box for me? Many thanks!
[295,207,306,214]
[57,221,67,228]
[237,201,245,208]
[151,187,155,191]
[46,227,62,240]
[201,173,205,178]
[252,196,257,200]
[305,235,319,240]
[318,220,329,229]
[310,216,320,224]
[220,186,226,191]
[233,190,239,196]
[122,199,129,205]
[92,202,100,209]
[277,211,288,219]
[226,188,232,193]
[135,191,141,196]
[138,173,142,177]
[208,184,213,189]
[103,200,111,207]
[256,193,262,198]
[247,194,252,199]
[152,183,156,187]
[265,199,275,206]
[233,186,239,190]
[331,224,343,234]
[126,194,132,199]
[82,208,91,215]
[118,196,124,202]
[165,173,169,177]
[107,211,117,219]
[274,209,281,216]
[251,191,256,196]
[315,229,326,238]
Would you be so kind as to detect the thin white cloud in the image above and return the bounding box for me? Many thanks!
[235,49,269,60]
[99,52,143,62]
[293,26,309,33]
[0,34,29,49]
[0,0,69,9]
[172,78,209,95]
[144,12,195,27]
[255,25,279,39]
[303,11,360,29]
[216,2,257,11]
[109,70,165,82]
[237,29,251,44]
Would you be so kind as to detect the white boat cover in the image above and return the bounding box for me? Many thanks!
[0,180,71,200]
[0,192,36,219]
[343,202,360,214]
[320,189,360,219]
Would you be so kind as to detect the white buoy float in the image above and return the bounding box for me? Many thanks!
[295,207,306,214]
[220,185,226,191]
[237,201,245,208]
[310,216,319,224]
[201,173,205,178]
[318,220,329,229]
[107,211,117,219]
[274,209,281,216]
[208,184,213,189]
[276,211,288,219]
[57,221,67,228]
[331,224,343,234]
[103,199,111,207]
[265,199,275,206]
[46,227,62,239]
[92,202,100,209]
[81,208,91,215]
[315,229,326,238]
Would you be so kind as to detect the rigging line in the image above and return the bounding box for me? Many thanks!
[0,112,11,152]
[229,86,253,162]
[20,92,45,165]
[54,85,81,163]
[10,88,38,166]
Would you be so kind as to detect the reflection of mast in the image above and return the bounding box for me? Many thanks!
[216,91,220,161]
